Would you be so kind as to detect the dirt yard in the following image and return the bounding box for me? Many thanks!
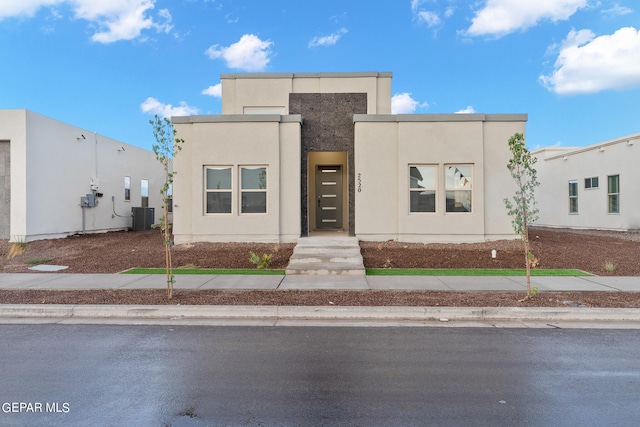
[1,227,639,308]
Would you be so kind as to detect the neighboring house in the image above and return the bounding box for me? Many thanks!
[0,109,166,241]
[172,72,527,244]
[533,132,640,231]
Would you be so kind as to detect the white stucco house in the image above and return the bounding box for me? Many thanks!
[533,132,640,231]
[172,72,527,244]
[0,109,167,241]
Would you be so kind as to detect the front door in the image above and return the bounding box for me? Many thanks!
[315,165,343,230]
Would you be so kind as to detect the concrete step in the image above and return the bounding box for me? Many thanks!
[285,236,366,275]
[289,251,362,263]
[285,263,366,276]
[290,247,359,256]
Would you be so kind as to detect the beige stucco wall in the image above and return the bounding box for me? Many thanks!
[0,109,166,242]
[0,110,26,240]
[355,114,526,243]
[482,119,532,237]
[0,140,10,239]
[172,115,302,243]
[180,72,526,244]
[534,133,640,231]
[221,72,392,115]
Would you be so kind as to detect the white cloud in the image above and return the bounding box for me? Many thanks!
[140,97,199,118]
[0,0,62,19]
[444,6,456,18]
[308,28,348,48]
[224,13,239,24]
[392,92,428,114]
[540,27,640,95]
[602,3,633,16]
[455,106,477,114]
[202,83,222,97]
[417,11,441,28]
[329,12,347,24]
[412,0,455,28]
[205,34,273,71]
[0,0,173,43]
[466,0,587,38]
[82,2,173,43]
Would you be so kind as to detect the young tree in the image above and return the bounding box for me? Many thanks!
[150,115,184,299]
[504,133,540,298]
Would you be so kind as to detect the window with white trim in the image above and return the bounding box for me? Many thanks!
[240,166,267,214]
[445,165,472,212]
[569,180,578,214]
[124,176,131,201]
[409,165,437,213]
[608,174,620,214]
[205,167,232,214]
[141,179,149,207]
[584,176,599,189]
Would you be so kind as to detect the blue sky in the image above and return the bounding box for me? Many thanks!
[1,0,639,151]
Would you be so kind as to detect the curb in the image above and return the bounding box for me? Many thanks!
[2,304,640,323]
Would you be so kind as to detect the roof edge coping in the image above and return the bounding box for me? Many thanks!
[172,114,303,124]
[353,114,528,122]
[221,72,393,79]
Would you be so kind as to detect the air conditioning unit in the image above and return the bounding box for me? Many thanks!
[131,207,155,231]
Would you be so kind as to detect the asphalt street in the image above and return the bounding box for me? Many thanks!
[1,325,639,426]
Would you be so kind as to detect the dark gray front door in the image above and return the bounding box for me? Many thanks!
[315,165,343,229]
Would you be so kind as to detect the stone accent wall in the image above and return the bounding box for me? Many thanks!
[289,93,367,236]
[0,141,10,239]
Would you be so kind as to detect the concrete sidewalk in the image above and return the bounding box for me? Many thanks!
[2,273,639,326]
[0,272,638,291]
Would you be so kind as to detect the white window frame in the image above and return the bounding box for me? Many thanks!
[445,164,473,213]
[607,174,620,214]
[569,180,578,214]
[166,183,173,214]
[204,166,233,214]
[240,166,268,214]
[124,176,131,202]
[409,165,437,213]
[141,179,149,208]
[584,176,599,189]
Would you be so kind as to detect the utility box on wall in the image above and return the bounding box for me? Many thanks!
[80,194,96,207]
[131,207,155,231]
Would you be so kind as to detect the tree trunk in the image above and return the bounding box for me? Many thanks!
[524,226,531,297]
[164,200,172,299]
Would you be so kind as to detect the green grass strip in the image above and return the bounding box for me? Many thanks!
[366,268,591,276]
[122,268,285,275]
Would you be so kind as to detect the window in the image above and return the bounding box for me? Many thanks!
[608,175,620,214]
[124,176,131,201]
[166,184,173,213]
[409,165,437,213]
[240,166,267,214]
[141,179,149,207]
[585,177,599,189]
[445,165,472,212]
[569,180,578,214]
[205,167,232,213]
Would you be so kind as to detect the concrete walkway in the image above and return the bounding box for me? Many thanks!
[2,274,639,326]
[0,272,638,292]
